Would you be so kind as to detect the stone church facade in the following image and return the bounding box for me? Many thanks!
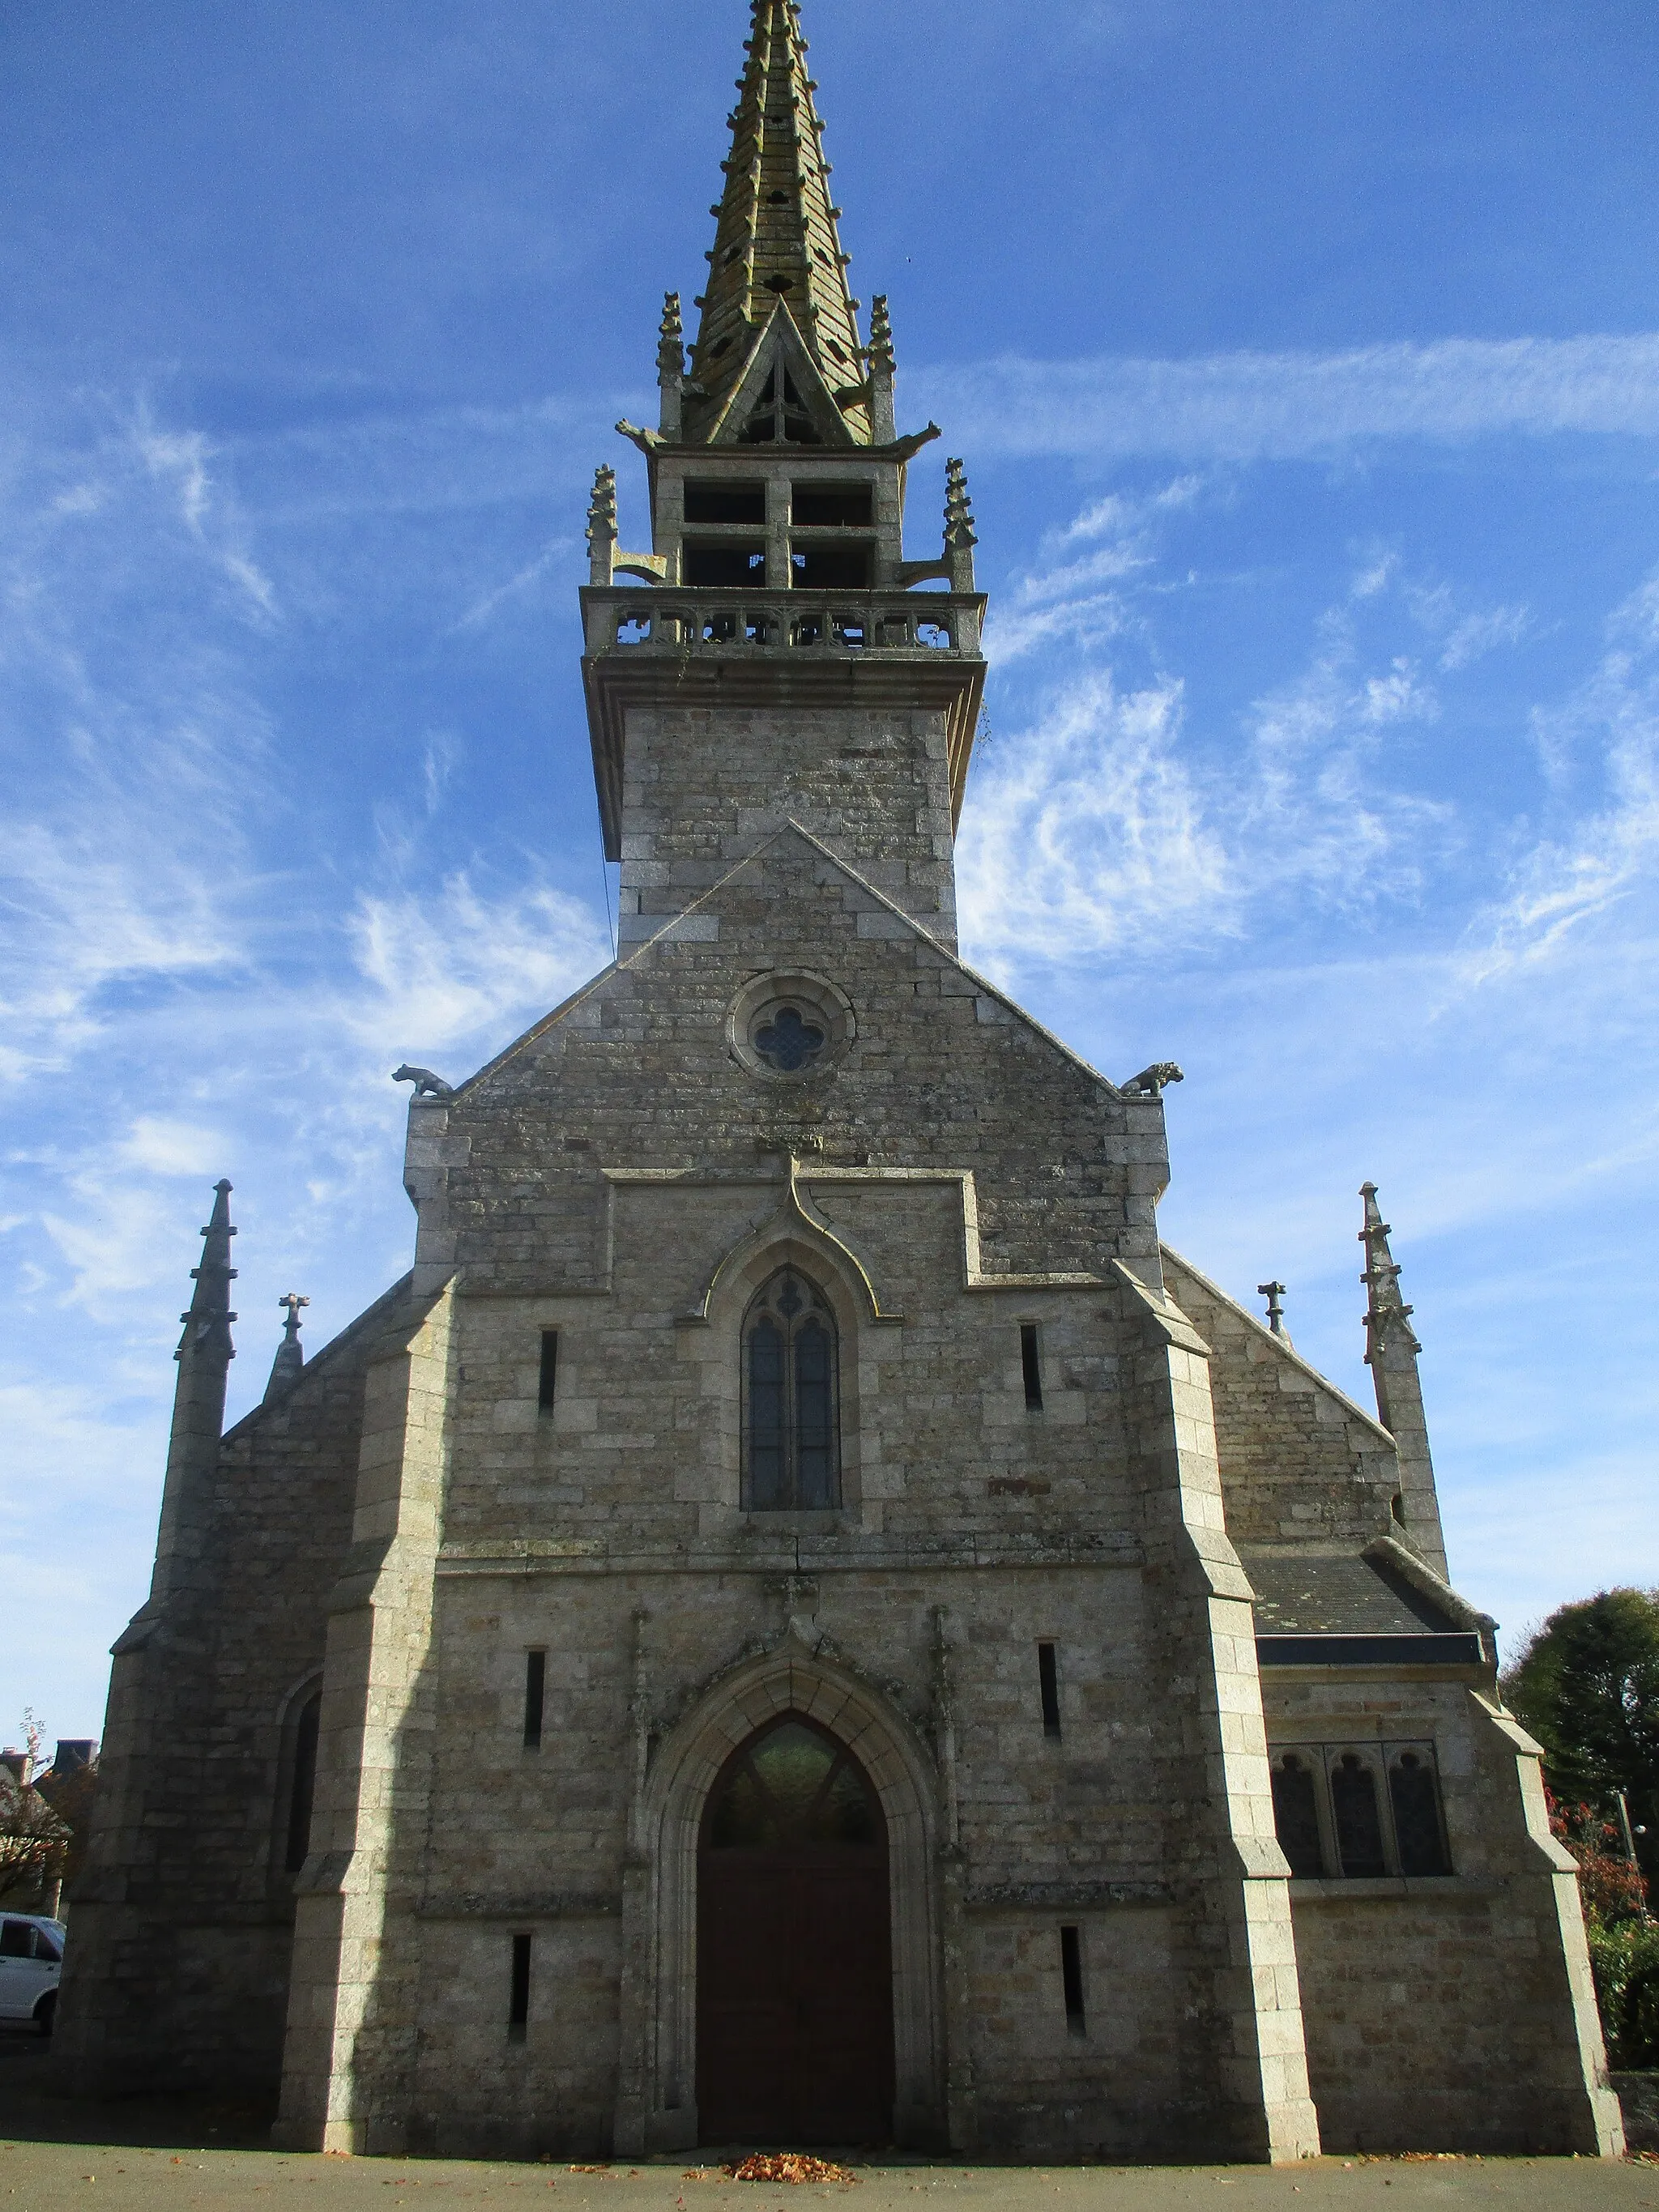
[58,0,1623,2165]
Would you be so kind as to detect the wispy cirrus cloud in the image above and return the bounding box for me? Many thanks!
[1464,573,1659,980]
[962,541,1460,970]
[917,335,1659,460]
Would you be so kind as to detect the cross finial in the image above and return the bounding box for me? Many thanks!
[1256,1281,1287,1336]
[278,1293,309,1345]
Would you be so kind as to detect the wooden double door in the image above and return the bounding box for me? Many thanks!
[696,1715,895,2146]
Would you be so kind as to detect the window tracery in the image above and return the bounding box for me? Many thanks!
[743,1268,839,1510]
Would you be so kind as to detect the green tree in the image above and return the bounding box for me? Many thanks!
[1503,1588,1659,1890]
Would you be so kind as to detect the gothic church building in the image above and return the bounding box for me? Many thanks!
[59,0,1622,2163]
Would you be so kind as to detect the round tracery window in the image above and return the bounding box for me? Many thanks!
[753,1004,825,1073]
[727,970,855,1083]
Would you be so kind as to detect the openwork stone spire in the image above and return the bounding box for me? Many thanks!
[686,0,866,440]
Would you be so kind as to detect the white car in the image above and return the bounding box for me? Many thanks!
[0,1913,63,2035]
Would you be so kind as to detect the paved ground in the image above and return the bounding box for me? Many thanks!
[3,2034,1653,2212]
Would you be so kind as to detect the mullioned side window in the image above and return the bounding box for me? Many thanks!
[1269,1741,1452,1878]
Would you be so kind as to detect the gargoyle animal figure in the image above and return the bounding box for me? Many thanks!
[393,1063,454,1099]
[1121,1062,1184,1097]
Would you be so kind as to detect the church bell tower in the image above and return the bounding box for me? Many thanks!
[581,0,986,952]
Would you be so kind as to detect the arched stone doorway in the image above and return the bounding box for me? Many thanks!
[697,1714,895,2144]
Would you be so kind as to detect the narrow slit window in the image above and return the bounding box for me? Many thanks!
[1060,1925,1086,2036]
[522,1650,546,1751]
[1021,1323,1043,1410]
[508,1933,532,2040]
[1037,1642,1061,1739]
[538,1331,559,1413]
[284,1690,322,1874]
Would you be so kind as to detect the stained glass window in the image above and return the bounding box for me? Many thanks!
[743,1271,840,1510]
[704,1718,878,1850]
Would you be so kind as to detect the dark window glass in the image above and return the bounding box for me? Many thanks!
[792,484,873,528]
[1331,1754,1388,1878]
[748,1317,787,1509]
[284,1691,322,1874]
[523,1650,546,1751]
[0,1921,30,1958]
[1389,1750,1452,1875]
[752,1004,825,1072]
[1271,1754,1324,1877]
[795,1319,834,1509]
[743,1272,840,1511]
[1038,1643,1061,1738]
[1060,1925,1086,2035]
[1021,1323,1043,1410]
[684,482,767,525]
[704,1717,878,1851]
[509,1933,531,2039]
[538,1331,558,1413]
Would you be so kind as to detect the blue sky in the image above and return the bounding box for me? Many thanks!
[3,0,1657,1745]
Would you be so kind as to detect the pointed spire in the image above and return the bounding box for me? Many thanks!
[177,1178,237,1368]
[151,1180,237,1606]
[657,292,684,438]
[586,465,617,586]
[684,0,867,441]
[1358,1182,1449,1579]
[265,1293,309,1404]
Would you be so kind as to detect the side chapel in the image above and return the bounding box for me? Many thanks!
[58,0,1623,2163]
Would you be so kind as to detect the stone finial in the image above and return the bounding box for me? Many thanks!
[265,1293,309,1403]
[868,293,894,373]
[177,1178,237,1366]
[1358,1180,1420,1361]
[1356,1180,1449,1578]
[1256,1281,1287,1337]
[657,292,684,438]
[867,293,897,443]
[943,456,978,589]
[586,465,618,587]
[944,457,977,547]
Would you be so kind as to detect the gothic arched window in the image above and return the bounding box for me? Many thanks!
[743,1269,839,1511]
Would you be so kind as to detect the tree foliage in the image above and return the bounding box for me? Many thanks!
[1503,1587,1659,1886]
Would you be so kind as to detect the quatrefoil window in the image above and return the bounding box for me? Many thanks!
[727,971,854,1082]
[753,1004,826,1074]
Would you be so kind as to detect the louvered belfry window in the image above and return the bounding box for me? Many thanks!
[744,1270,839,1510]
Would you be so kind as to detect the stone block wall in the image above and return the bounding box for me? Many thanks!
[56,1286,403,2096]
[1265,1673,1622,2153]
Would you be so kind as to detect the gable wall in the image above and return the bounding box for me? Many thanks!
[1161,1252,1399,1551]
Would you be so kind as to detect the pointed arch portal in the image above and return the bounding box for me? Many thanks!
[697,1713,895,2144]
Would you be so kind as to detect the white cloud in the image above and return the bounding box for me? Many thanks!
[916,334,1659,460]
[962,550,1456,969]
[117,1118,228,1177]
[1465,573,1659,979]
[957,670,1230,970]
